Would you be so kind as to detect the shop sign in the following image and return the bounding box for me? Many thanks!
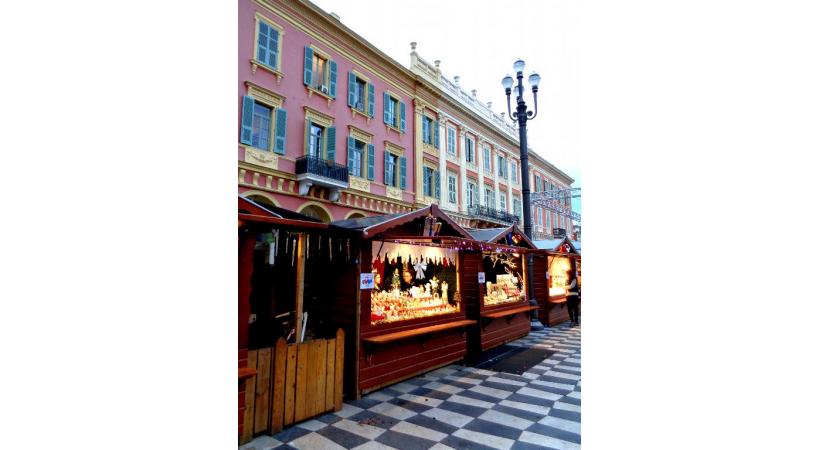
[360,273,375,289]
[553,228,566,237]
[478,272,485,283]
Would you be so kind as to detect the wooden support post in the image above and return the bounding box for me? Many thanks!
[294,233,306,343]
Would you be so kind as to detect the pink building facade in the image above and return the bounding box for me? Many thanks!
[238,0,417,222]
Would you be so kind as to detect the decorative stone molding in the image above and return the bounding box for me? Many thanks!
[349,176,370,192]
[243,146,278,170]
[245,81,285,108]
[385,187,403,200]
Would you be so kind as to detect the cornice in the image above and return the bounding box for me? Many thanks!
[255,0,416,98]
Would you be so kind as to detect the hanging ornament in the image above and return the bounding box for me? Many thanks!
[306,234,310,259]
[291,237,296,266]
[346,239,350,262]
[329,237,333,261]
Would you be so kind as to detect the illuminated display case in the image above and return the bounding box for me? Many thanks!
[370,241,460,325]
[481,251,527,307]
[548,255,573,300]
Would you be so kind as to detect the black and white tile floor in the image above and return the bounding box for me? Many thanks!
[241,323,581,450]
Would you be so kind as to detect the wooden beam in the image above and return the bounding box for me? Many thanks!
[294,233,306,343]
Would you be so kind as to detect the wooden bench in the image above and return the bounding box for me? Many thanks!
[362,319,477,345]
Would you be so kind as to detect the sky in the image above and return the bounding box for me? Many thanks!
[310,0,581,214]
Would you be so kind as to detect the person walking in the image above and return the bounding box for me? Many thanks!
[566,270,580,326]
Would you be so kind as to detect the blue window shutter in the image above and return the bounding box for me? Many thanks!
[384,151,390,184]
[240,95,254,145]
[347,72,356,107]
[423,169,429,196]
[326,126,336,162]
[303,46,313,86]
[329,60,338,98]
[305,119,312,155]
[273,108,287,154]
[400,101,406,132]
[257,22,268,63]
[383,92,390,124]
[347,136,355,170]
[422,119,429,142]
[435,170,441,199]
[367,144,375,180]
[434,120,440,149]
[268,28,279,68]
[399,156,407,189]
[367,84,375,117]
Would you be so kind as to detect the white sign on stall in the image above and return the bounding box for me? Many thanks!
[360,273,375,289]
[478,272,485,283]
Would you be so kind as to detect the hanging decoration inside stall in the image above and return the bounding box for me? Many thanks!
[369,240,459,325]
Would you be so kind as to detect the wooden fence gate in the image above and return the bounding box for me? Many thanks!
[240,329,344,443]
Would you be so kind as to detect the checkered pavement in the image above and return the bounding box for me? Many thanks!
[241,323,581,450]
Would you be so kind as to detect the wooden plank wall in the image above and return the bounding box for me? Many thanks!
[238,330,345,444]
[303,239,359,401]
[532,253,550,325]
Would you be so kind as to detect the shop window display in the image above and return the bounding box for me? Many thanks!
[548,255,573,297]
[482,252,527,306]
[370,241,459,325]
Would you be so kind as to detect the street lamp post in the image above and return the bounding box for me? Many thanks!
[503,60,543,330]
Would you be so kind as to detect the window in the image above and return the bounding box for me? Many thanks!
[447,172,457,204]
[348,140,364,177]
[251,103,272,150]
[483,146,491,171]
[499,192,506,211]
[383,150,406,188]
[354,79,366,108]
[423,166,435,197]
[513,198,521,220]
[347,130,374,180]
[511,161,518,183]
[347,72,374,117]
[308,124,324,158]
[545,180,550,192]
[447,127,456,155]
[383,93,405,132]
[303,46,337,98]
[312,56,327,90]
[240,86,287,154]
[385,153,397,186]
[537,207,543,227]
[466,138,475,164]
[546,212,551,230]
[422,116,435,145]
[484,187,495,210]
[497,155,506,178]
[466,181,477,208]
[534,174,542,192]
[255,18,281,70]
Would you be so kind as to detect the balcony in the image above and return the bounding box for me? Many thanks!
[467,205,518,226]
[295,155,349,202]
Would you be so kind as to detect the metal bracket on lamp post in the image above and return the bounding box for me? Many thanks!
[503,60,544,330]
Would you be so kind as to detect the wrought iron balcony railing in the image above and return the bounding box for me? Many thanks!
[467,205,518,225]
[294,155,349,184]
